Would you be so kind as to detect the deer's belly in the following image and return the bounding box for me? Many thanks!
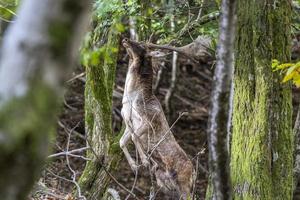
[121,104,142,129]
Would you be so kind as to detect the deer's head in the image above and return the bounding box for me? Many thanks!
[122,38,167,74]
[122,38,145,61]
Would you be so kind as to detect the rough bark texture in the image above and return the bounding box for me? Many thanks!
[230,0,293,199]
[206,0,236,199]
[0,0,91,200]
[78,16,123,200]
[294,104,300,190]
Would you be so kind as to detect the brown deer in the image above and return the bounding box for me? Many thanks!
[119,38,194,199]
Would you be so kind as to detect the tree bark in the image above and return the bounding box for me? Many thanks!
[294,104,300,191]
[230,0,293,199]
[78,8,123,200]
[0,0,91,199]
[206,0,236,199]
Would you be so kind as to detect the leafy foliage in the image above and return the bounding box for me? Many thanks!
[0,0,17,22]
[80,0,125,67]
[272,59,300,87]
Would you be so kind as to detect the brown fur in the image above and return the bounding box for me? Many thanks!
[120,38,194,199]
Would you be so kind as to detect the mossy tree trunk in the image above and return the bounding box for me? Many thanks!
[78,4,124,200]
[230,0,293,199]
[0,0,91,199]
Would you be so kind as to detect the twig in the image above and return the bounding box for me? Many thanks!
[176,11,220,40]
[65,122,86,200]
[125,148,139,200]
[63,98,78,111]
[192,154,199,200]
[57,120,86,141]
[191,148,209,175]
[48,147,90,158]
[148,112,187,158]
[196,0,204,21]
[67,72,85,83]
[47,168,75,183]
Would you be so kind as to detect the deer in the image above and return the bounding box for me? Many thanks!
[119,38,194,199]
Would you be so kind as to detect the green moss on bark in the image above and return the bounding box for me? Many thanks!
[78,19,123,199]
[230,0,293,199]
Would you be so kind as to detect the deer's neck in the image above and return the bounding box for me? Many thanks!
[123,58,153,100]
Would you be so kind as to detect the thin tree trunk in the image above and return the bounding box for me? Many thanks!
[294,104,300,192]
[0,0,91,199]
[129,17,139,41]
[230,0,293,199]
[165,0,178,118]
[206,0,236,199]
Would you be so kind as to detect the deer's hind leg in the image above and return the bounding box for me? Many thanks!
[155,169,180,199]
[120,128,138,172]
[131,122,151,167]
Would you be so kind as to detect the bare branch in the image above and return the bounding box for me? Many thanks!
[48,147,90,158]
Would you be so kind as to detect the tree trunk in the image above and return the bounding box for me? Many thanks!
[78,9,123,200]
[230,0,293,199]
[0,0,91,199]
[207,0,236,199]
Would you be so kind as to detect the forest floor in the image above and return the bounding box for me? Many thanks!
[31,42,300,200]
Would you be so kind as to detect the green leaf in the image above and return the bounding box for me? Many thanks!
[283,70,297,83]
[273,63,294,71]
[271,59,279,71]
[115,23,125,32]
[286,62,300,76]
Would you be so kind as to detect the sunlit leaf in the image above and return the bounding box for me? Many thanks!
[273,63,294,71]
[283,70,297,83]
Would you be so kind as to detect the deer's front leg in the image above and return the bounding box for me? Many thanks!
[120,128,138,172]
